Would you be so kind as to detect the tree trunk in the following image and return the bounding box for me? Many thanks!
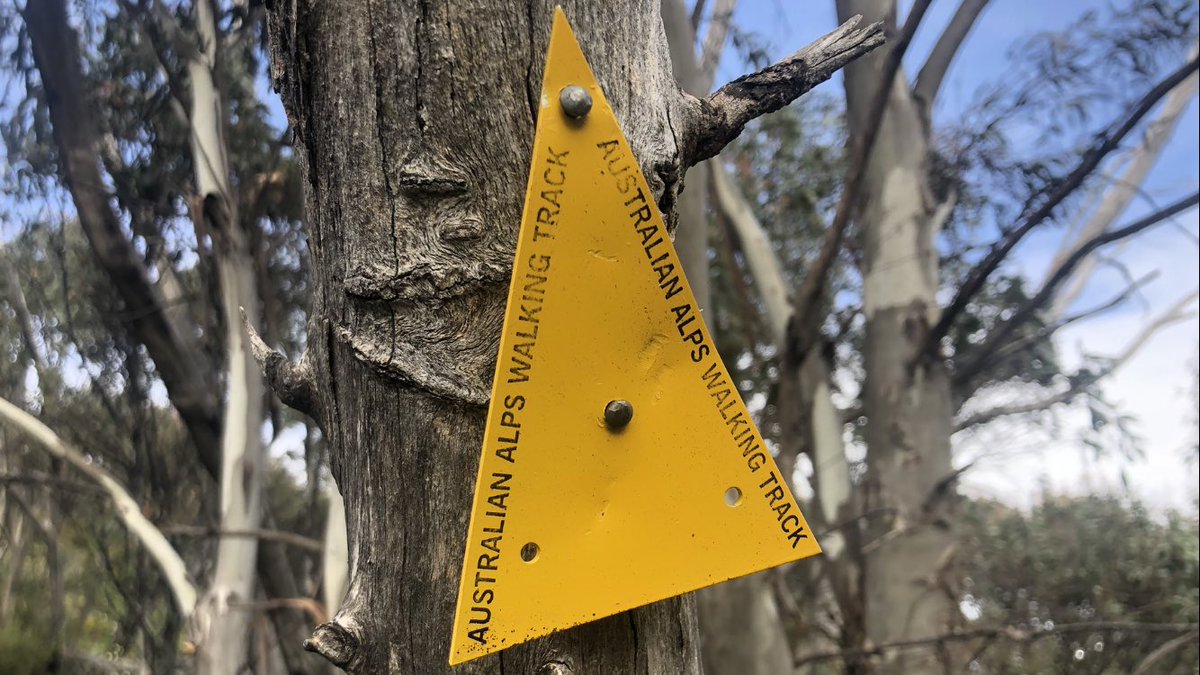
[837,1,958,672]
[322,482,349,617]
[186,2,268,671]
[264,3,703,673]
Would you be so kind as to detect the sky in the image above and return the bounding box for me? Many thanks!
[722,0,1200,513]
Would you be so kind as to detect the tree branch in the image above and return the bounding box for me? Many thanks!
[710,162,791,344]
[231,597,329,625]
[913,0,990,107]
[682,15,885,167]
[790,0,933,345]
[0,396,197,617]
[1133,629,1200,675]
[795,621,1200,666]
[1047,55,1199,320]
[690,0,708,32]
[954,270,1157,394]
[956,191,1199,385]
[925,55,1200,360]
[160,524,324,554]
[955,288,1198,431]
[0,471,102,493]
[696,0,736,93]
[243,308,320,422]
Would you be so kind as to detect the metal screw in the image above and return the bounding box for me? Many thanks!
[604,399,633,430]
[560,85,592,119]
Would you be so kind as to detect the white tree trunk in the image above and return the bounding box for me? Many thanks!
[838,1,958,671]
[322,481,349,617]
[186,1,268,672]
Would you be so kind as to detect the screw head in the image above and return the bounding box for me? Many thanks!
[559,85,592,119]
[604,399,634,430]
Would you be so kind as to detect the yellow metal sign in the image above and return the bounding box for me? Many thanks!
[449,8,821,665]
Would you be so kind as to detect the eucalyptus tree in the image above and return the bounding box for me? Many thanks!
[5,0,328,671]
[703,0,1198,671]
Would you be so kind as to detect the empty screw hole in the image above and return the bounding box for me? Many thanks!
[724,486,743,507]
[520,542,540,562]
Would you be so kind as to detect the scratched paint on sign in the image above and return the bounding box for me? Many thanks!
[449,8,821,665]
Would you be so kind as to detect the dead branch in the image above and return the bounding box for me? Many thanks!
[243,308,321,423]
[682,15,885,167]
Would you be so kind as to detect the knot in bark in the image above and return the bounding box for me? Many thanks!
[304,621,359,668]
[537,660,574,675]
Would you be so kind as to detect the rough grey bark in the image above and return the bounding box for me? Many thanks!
[662,0,712,313]
[261,2,881,672]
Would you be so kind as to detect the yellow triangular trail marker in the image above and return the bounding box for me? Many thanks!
[449,8,821,665]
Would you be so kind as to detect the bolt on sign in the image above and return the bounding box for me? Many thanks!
[449,7,822,665]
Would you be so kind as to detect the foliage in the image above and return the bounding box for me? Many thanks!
[0,624,57,675]
[961,495,1199,673]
